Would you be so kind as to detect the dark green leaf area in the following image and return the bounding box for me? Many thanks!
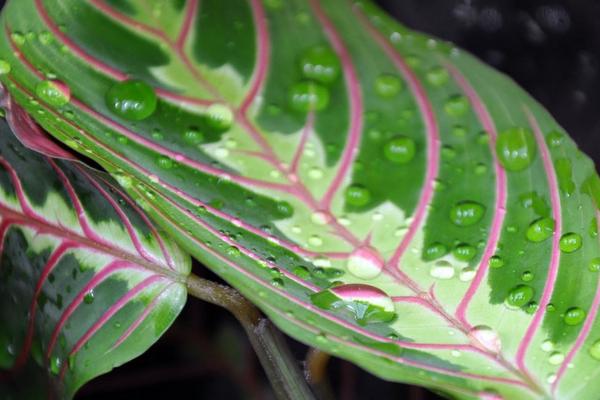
[194,0,256,81]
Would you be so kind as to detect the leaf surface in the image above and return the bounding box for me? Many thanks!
[0,110,189,398]
[0,0,598,398]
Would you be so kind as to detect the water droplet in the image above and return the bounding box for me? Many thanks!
[0,59,11,75]
[50,356,62,375]
[424,242,448,261]
[311,284,396,325]
[308,235,323,247]
[505,285,534,309]
[311,211,330,225]
[36,80,70,107]
[345,184,371,207]
[589,340,600,360]
[157,156,174,169]
[474,163,488,175]
[289,81,329,112]
[374,74,404,98]
[496,127,537,172]
[559,232,582,253]
[383,136,416,164]
[453,243,477,261]
[347,247,384,279]
[426,66,449,86]
[564,307,586,325]
[441,145,457,160]
[11,31,25,45]
[444,95,470,117]
[555,158,575,196]
[546,131,564,148]
[547,373,557,384]
[206,103,233,130]
[452,125,468,138]
[84,291,95,304]
[489,255,504,268]
[271,277,284,287]
[226,246,241,257]
[526,217,555,242]
[470,326,501,353]
[521,271,534,282]
[106,79,157,121]
[183,127,204,144]
[293,266,311,279]
[459,267,476,282]
[430,260,455,279]
[589,258,600,273]
[541,339,555,352]
[449,201,486,226]
[548,352,565,365]
[299,46,340,85]
[308,166,323,180]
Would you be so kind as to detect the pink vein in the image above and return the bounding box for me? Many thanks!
[289,112,315,176]
[240,0,269,114]
[75,165,173,270]
[12,242,74,371]
[353,8,440,268]
[110,283,174,349]
[0,158,39,218]
[551,211,600,392]
[515,109,563,375]
[308,0,364,210]
[445,62,508,327]
[176,0,198,50]
[46,260,145,358]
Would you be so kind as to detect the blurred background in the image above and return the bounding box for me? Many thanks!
[3,0,596,399]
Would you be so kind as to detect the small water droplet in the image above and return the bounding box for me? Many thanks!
[526,217,555,242]
[106,79,157,121]
[521,271,534,282]
[0,59,11,75]
[424,242,448,261]
[383,136,416,164]
[430,260,455,280]
[311,211,330,225]
[292,265,311,279]
[559,232,582,253]
[548,352,565,365]
[308,235,323,247]
[449,201,486,226]
[546,131,564,147]
[589,258,600,273]
[206,103,233,130]
[426,66,449,86]
[36,80,71,107]
[470,326,501,353]
[183,127,204,144]
[589,339,600,360]
[84,291,95,304]
[505,285,534,309]
[347,247,384,279]
[374,74,404,98]
[564,307,586,326]
[289,81,329,112]
[299,46,340,84]
[157,156,174,169]
[453,243,477,261]
[50,356,62,375]
[345,184,371,207]
[444,95,470,117]
[541,339,555,352]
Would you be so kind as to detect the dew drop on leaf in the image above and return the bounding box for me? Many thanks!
[383,136,416,164]
[541,339,555,352]
[347,246,384,279]
[310,211,330,225]
[10,31,25,46]
[289,81,329,112]
[374,73,404,98]
[36,80,71,107]
[345,184,371,207]
[452,243,477,261]
[430,260,455,280]
[452,124,468,138]
[0,59,11,75]
[559,232,583,253]
[183,127,204,144]
[495,127,537,172]
[83,291,95,304]
[426,66,449,86]
[106,79,157,121]
[469,325,501,353]
[50,356,62,375]
[521,271,534,282]
[308,166,323,179]
[444,95,470,117]
[526,217,555,242]
[308,235,323,247]
[292,265,311,279]
[589,258,600,272]
[489,255,504,268]
[548,352,565,365]
[589,340,600,360]
[299,46,340,85]
[424,242,448,261]
[546,130,564,148]
[505,285,534,309]
[206,103,234,131]
[449,201,486,226]
[157,156,174,169]
[564,307,586,326]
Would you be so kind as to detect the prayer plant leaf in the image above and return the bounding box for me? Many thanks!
[0,0,598,399]
[0,111,190,399]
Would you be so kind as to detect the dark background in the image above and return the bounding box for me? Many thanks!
[4,0,597,399]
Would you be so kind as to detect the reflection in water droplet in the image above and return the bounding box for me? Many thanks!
[206,103,234,130]
[449,201,486,226]
[383,136,416,164]
[470,325,501,353]
[452,243,476,261]
[300,46,340,85]
[83,291,95,304]
[106,79,157,121]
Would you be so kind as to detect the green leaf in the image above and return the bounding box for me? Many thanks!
[0,113,189,398]
[0,0,598,398]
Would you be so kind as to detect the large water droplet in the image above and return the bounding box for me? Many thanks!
[347,247,384,279]
[469,325,501,353]
[496,127,537,172]
[311,284,396,325]
[383,136,416,164]
[560,232,582,253]
[449,201,486,226]
[299,46,340,85]
[289,81,329,112]
[36,80,70,107]
[526,217,555,242]
[374,74,404,98]
[106,79,157,121]
[345,184,371,207]
[505,285,534,309]
[564,307,586,325]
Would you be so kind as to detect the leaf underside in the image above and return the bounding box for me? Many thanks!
[0,115,189,398]
[0,0,598,399]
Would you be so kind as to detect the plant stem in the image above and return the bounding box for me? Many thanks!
[186,274,315,400]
